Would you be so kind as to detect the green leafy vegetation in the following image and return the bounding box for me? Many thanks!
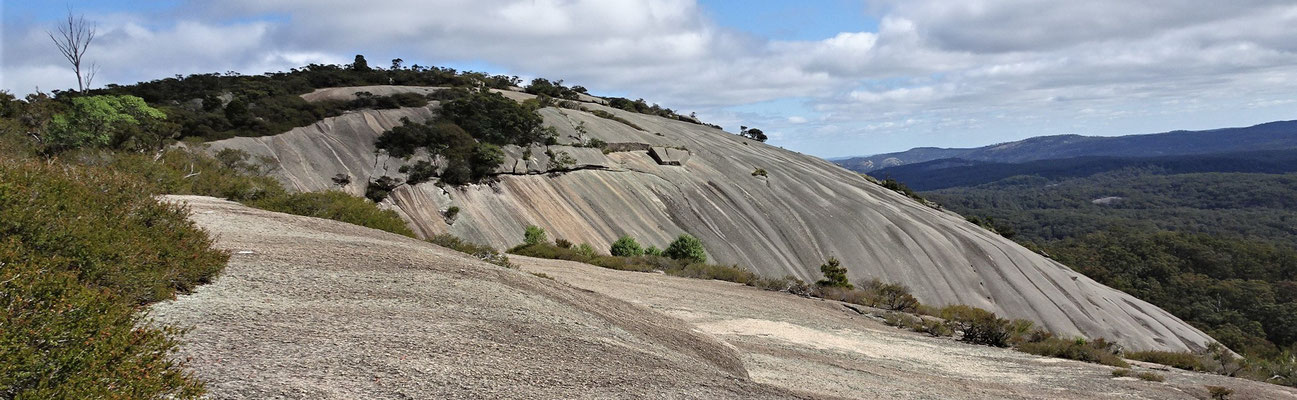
[665,234,708,263]
[248,191,415,237]
[610,235,643,257]
[909,168,1297,386]
[0,159,225,398]
[427,234,513,268]
[1125,350,1205,372]
[738,126,767,142]
[523,225,549,246]
[752,167,768,177]
[815,257,853,289]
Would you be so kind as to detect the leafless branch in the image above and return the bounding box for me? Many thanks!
[47,10,97,91]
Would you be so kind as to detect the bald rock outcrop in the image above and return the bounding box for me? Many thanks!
[206,85,1215,352]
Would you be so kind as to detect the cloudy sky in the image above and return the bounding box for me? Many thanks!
[3,1,1295,157]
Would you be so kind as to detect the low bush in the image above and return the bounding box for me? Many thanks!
[428,234,513,268]
[523,225,548,246]
[1136,371,1165,382]
[249,190,415,237]
[365,175,402,202]
[748,275,812,295]
[610,235,643,257]
[751,168,768,177]
[1112,369,1134,378]
[940,305,1012,347]
[665,234,707,263]
[587,109,644,131]
[555,238,573,249]
[1207,385,1233,400]
[1125,350,1205,371]
[0,159,224,397]
[575,243,597,257]
[1016,337,1129,368]
[816,257,853,289]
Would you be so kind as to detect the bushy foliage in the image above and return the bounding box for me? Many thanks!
[365,176,402,203]
[643,246,664,257]
[1125,350,1206,371]
[610,235,643,257]
[440,90,545,146]
[816,257,853,289]
[0,159,227,305]
[752,168,768,177]
[44,95,172,153]
[939,305,1012,347]
[1015,337,1129,368]
[739,126,767,142]
[587,109,645,131]
[575,243,597,257]
[249,191,415,237]
[523,225,548,246]
[523,78,581,100]
[427,234,513,268]
[665,234,707,263]
[0,159,225,397]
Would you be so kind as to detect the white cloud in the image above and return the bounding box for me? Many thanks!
[4,0,1296,156]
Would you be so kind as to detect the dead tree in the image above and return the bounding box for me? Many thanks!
[47,11,98,92]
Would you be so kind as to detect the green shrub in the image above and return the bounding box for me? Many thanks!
[427,234,513,268]
[816,257,853,290]
[249,190,415,237]
[1207,385,1233,400]
[673,263,758,284]
[917,318,954,337]
[444,206,461,221]
[0,241,204,399]
[748,275,811,295]
[643,245,663,256]
[940,305,1012,347]
[610,235,643,257]
[555,238,573,249]
[1112,368,1133,377]
[864,279,918,312]
[0,159,223,398]
[1124,350,1205,371]
[588,109,644,131]
[365,175,402,202]
[0,159,227,305]
[576,243,597,257]
[752,168,768,177]
[665,234,707,263]
[524,225,548,246]
[1015,337,1129,368]
[1135,371,1165,382]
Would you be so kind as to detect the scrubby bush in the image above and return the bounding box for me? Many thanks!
[643,245,663,257]
[1136,371,1165,382]
[1207,385,1233,399]
[523,225,548,246]
[443,206,460,221]
[576,243,597,257]
[665,234,707,263]
[0,159,225,397]
[249,190,415,237]
[752,168,768,177]
[427,234,513,268]
[1112,368,1134,377]
[555,238,573,249]
[816,257,853,290]
[610,235,643,257]
[748,275,811,295]
[1016,337,1129,368]
[1125,350,1205,371]
[940,305,1012,347]
[365,175,402,202]
[864,279,919,312]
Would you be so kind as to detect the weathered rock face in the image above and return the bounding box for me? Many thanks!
[206,86,1215,352]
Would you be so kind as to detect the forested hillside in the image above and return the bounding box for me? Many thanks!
[922,169,1297,368]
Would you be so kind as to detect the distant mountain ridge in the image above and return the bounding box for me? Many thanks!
[835,120,1297,173]
[869,149,1297,191]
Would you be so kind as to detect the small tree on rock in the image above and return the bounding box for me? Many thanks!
[816,257,853,290]
[523,225,548,246]
[665,234,706,263]
[610,235,643,257]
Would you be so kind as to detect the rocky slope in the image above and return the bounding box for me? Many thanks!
[150,196,800,399]
[150,196,1297,399]
[205,85,1214,352]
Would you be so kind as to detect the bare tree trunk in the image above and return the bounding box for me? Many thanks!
[47,11,97,92]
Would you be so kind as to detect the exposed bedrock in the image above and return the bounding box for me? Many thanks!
[207,86,1215,352]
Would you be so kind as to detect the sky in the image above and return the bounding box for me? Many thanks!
[3,1,1295,158]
